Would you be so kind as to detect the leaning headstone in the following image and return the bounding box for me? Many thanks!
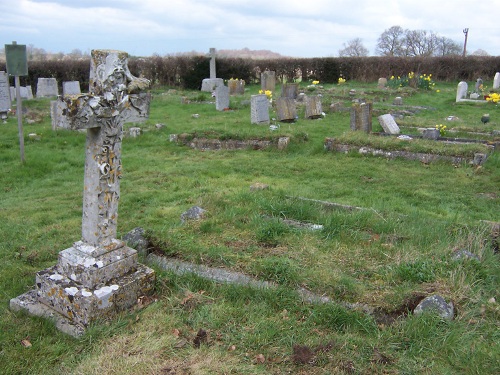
[413,295,454,320]
[36,77,58,97]
[275,97,297,122]
[456,81,467,102]
[304,95,323,119]
[261,71,276,92]
[62,81,81,96]
[10,49,155,337]
[228,79,245,95]
[215,85,230,111]
[250,94,270,125]
[493,72,500,89]
[281,83,299,99]
[350,102,372,133]
[378,77,387,88]
[0,71,11,119]
[378,113,400,134]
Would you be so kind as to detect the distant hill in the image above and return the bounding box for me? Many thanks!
[217,48,286,59]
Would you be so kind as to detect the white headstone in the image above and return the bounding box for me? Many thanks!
[493,72,500,89]
[215,85,229,111]
[456,81,468,102]
[36,78,59,97]
[250,94,270,124]
[62,81,81,96]
[0,71,11,115]
[378,114,400,134]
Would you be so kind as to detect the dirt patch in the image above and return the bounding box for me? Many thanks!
[372,293,426,326]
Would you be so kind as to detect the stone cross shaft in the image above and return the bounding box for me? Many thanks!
[58,50,150,253]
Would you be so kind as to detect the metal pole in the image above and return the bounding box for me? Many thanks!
[463,28,469,57]
[15,75,25,163]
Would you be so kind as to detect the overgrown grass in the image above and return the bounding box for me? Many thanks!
[1,81,499,374]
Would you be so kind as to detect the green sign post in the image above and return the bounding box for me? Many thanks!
[5,41,28,163]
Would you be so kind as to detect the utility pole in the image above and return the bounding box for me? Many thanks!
[463,28,469,57]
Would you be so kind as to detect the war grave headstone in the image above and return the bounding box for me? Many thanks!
[215,84,230,111]
[456,80,486,102]
[350,102,372,133]
[36,77,58,97]
[10,49,155,337]
[377,113,400,134]
[261,71,276,92]
[281,83,299,99]
[275,97,297,122]
[493,72,500,90]
[63,81,81,96]
[250,94,270,125]
[201,47,224,92]
[228,79,245,95]
[304,95,323,119]
[0,71,11,119]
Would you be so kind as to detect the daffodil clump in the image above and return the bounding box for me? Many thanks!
[258,89,272,99]
[387,72,436,90]
[435,124,447,136]
[486,92,500,103]
[312,80,320,85]
[338,77,346,85]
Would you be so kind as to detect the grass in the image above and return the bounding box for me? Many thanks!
[0,81,499,374]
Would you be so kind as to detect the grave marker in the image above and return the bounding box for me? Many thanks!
[261,71,276,92]
[304,95,323,119]
[250,94,270,124]
[281,83,299,99]
[215,85,230,111]
[10,49,155,336]
[201,47,224,92]
[275,97,297,122]
[63,81,81,96]
[493,72,500,89]
[228,79,245,95]
[378,113,400,134]
[350,102,372,133]
[456,81,468,102]
[36,77,58,97]
[0,71,11,119]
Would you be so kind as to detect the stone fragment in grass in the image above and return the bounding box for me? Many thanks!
[413,294,454,320]
[181,206,206,222]
[250,182,269,191]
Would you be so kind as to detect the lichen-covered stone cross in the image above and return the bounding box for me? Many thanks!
[57,49,150,253]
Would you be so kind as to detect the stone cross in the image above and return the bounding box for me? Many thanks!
[57,50,151,250]
[10,50,155,336]
[209,47,216,79]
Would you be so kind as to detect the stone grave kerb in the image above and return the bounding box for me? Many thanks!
[10,49,155,336]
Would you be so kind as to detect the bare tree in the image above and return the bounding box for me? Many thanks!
[338,38,369,57]
[471,49,490,56]
[376,26,405,56]
[404,30,437,57]
[435,37,462,56]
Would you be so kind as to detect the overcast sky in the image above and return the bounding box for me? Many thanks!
[1,0,499,57]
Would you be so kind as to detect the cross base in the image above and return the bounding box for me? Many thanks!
[10,241,155,336]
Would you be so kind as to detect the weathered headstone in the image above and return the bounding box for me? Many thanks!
[474,78,483,93]
[250,94,270,125]
[304,95,323,119]
[393,96,403,105]
[36,77,58,97]
[456,81,468,102]
[215,85,230,111]
[228,79,245,95]
[350,102,372,133]
[62,81,81,96]
[378,77,387,88]
[275,97,297,122]
[377,113,400,134]
[281,83,299,99]
[261,71,276,92]
[10,49,155,337]
[201,47,224,92]
[0,71,11,119]
[493,72,500,89]
[422,128,439,139]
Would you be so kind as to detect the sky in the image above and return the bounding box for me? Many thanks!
[1,0,499,58]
